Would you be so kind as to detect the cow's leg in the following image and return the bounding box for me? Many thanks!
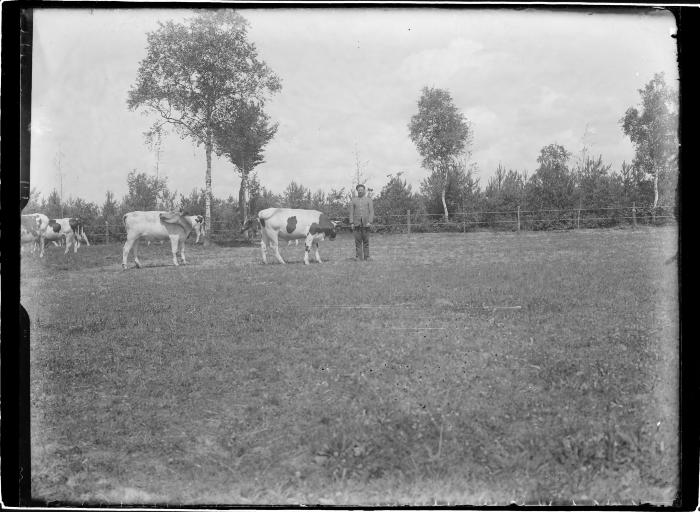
[260,231,268,264]
[63,235,71,255]
[259,231,269,264]
[314,240,323,263]
[72,233,79,253]
[260,239,268,264]
[123,238,135,269]
[179,238,187,265]
[304,234,314,265]
[265,231,284,264]
[83,232,90,246]
[169,235,180,266]
[272,239,285,264]
[133,239,144,268]
[39,236,45,258]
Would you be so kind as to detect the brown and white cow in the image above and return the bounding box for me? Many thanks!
[251,208,337,264]
[43,217,89,254]
[122,211,204,269]
[21,213,49,257]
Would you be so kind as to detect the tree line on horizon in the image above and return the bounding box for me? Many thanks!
[25,10,678,237]
[23,133,676,237]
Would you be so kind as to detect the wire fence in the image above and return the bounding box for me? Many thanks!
[83,204,676,245]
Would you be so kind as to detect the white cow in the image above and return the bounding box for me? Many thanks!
[43,217,88,254]
[245,208,337,265]
[21,213,49,257]
[122,211,204,269]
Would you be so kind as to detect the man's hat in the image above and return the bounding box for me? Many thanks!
[356,184,366,191]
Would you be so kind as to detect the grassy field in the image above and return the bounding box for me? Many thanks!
[23,227,679,506]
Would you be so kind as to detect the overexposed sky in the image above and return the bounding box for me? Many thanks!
[29,7,678,205]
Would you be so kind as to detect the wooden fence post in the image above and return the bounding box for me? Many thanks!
[632,202,637,228]
[517,206,521,232]
[407,210,411,235]
[462,212,466,233]
[577,206,581,229]
[105,221,109,244]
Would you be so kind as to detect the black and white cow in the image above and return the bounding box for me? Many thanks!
[122,211,204,269]
[250,208,337,264]
[21,213,49,257]
[43,217,89,254]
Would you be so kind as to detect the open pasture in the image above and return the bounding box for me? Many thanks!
[23,227,678,505]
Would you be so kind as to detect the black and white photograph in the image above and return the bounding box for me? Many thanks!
[18,4,681,506]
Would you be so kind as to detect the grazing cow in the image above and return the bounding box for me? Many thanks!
[43,217,88,254]
[122,211,204,269]
[252,208,337,264]
[21,213,49,257]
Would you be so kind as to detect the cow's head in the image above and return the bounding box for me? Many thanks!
[240,217,261,235]
[310,214,337,240]
[192,215,205,234]
[181,214,206,242]
[69,217,83,233]
[328,220,341,240]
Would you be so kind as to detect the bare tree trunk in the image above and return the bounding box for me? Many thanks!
[653,168,659,223]
[439,165,449,222]
[441,185,449,222]
[239,170,249,238]
[205,130,213,236]
[238,172,248,222]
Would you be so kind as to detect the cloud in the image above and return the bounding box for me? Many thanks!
[399,37,485,87]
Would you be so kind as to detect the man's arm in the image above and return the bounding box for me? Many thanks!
[349,199,355,225]
[368,198,374,224]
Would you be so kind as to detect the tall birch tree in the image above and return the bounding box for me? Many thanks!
[127,10,281,232]
[409,87,471,221]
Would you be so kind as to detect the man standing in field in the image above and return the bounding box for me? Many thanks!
[349,184,374,261]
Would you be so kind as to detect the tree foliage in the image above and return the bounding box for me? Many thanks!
[179,188,208,214]
[526,144,576,210]
[249,174,282,215]
[45,189,63,219]
[282,181,311,209]
[574,154,621,208]
[122,171,169,212]
[375,173,423,226]
[485,164,527,212]
[421,160,480,217]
